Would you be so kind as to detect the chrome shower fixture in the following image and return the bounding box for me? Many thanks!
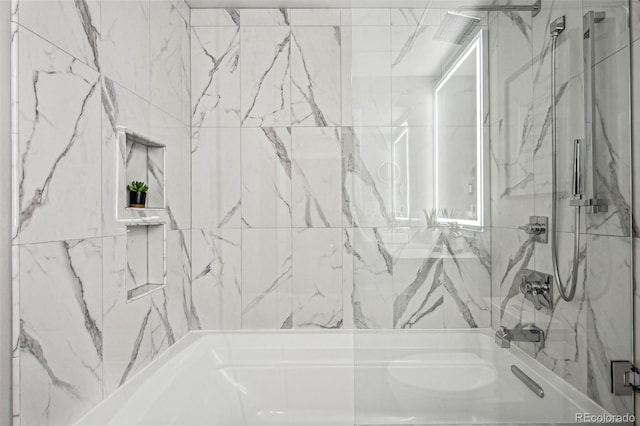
[550,15,565,36]
[434,1,542,45]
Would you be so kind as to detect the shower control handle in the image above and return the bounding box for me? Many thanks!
[518,217,548,243]
[519,224,545,235]
[520,270,554,311]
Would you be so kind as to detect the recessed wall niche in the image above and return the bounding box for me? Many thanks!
[126,223,166,301]
[125,131,166,209]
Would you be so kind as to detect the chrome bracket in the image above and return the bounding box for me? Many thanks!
[569,197,608,213]
[518,216,548,243]
[611,361,640,395]
[520,269,553,311]
[532,0,541,18]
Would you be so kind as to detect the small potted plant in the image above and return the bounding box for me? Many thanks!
[127,181,149,208]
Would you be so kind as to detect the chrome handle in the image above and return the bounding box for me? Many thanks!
[519,223,545,235]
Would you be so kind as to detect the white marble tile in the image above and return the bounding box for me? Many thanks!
[391,75,437,127]
[17,30,101,244]
[341,8,390,26]
[390,8,441,26]
[632,0,640,43]
[292,228,343,328]
[192,128,241,229]
[16,0,100,70]
[352,227,393,329]
[191,8,240,27]
[191,228,242,330]
[533,231,588,394]
[102,235,153,396]
[150,0,189,124]
[19,239,103,426]
[241,127,292,228]
[392,230,444,329]
[241,8,290,26]
[345,26,391,126]
[290,26,341,127]
[583,0,630,64]
[150,229,191,355]
[290,9,340,26]
[241,229,293,329]
[391,26,442,78]
[101,0,150,99]
[291,127,342,228]
[585,234,633,415]
[191,26,241,128]
[240,27,291,126]
[633,39,640,237]
[342,228,355,329]
[342,127,393,228]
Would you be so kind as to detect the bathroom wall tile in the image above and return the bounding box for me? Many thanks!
[292,228,343,329]
[634,40,640,237]
[489,11,534,230]
[490,228,536,338]
[585,48,632,238]
[392,230,444,329]
[342,228,355,329]
[191,8,240,27]
[632,0,640,43]
[240,27,291,126]
[352,227,393,329]
[290,26,341,126]
[345,26,391,127]
[533,231,588,394]
[16,30,101,244]
[101,0,150,100]
[341,9,390,26]
[19,239,103,426]
[150,229,191,355]
[442,231,491,328]
[241,228,293,329]
[391,25,442,80]
[192,128,241,229]
[390,8,441,26]
[150,0,189,124]
[191,26,241,128]
[633,238,640,414]
[169,0,190,23]
[241,127,292,228]
[148,106,191,231]
[15,0,101,70]
[585,234,633,415]
[342,127,393,228]
[290,9,340,26]
[240,9,290,26]
[190,228,242,330]
[291,127,342,228]
[102,235,153,396]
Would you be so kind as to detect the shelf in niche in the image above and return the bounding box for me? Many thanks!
[126,223,166,302]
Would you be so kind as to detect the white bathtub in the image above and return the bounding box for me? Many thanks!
[76,329,610,426]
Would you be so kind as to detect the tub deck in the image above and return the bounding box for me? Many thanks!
[76,330,609,425]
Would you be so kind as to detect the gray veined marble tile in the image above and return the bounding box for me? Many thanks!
[101,0,151,99]
[290,9,340,26]
[341,9,390,26]
[390,8,441,26]
[102,235,153,396]
[192,128,241,229]
[191,228,242,330]
[241,8,290,26]
[342,228,355,329]
[342,127,393,228]
[16,0,101,71]
[241,127,292,228]
[17,29,101,244]
[241,229,293,329]
[191,26,241,128]
[290,26,341,127]
[291,127,342,228]
[151,0,190,125]
[585,234,633,416]
[352,227,393,329]
[240,26,291,127]
[191,8,240,27]
[292,228,343,329]
[19,238,103,426]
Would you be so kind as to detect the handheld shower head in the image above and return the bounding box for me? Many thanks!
[550,16,566,36]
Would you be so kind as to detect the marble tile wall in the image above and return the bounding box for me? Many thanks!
[190,7,492,332]
[489,0,633,417]
[10,0,191,424]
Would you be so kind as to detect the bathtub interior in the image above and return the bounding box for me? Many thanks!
[76,330,610,426]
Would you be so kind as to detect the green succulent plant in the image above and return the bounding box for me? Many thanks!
[127,181,149,193]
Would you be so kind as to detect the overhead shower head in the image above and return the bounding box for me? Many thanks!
[433,12,481,45]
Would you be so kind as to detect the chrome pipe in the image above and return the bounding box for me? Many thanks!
[511,365,545,398]
[572,139,583,197]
